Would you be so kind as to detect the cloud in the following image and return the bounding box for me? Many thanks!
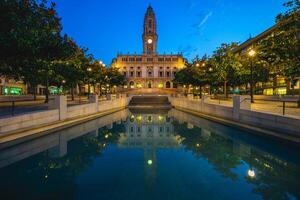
[188,11,213,37]
[197,11,213,28]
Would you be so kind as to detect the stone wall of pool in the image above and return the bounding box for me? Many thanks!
[1,94,300,143]
[169,95,300,139]
[0,95,131,134]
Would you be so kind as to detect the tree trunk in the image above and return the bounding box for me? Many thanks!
[71,86,74,101]
[192,86,195,96]
[78,84,82,104]
[98,84,101,96]
[298,88,300,108]
[224,81,228,98]
[45,87,49,103]
[200,85,202,98]
[286,78,291,95]
[99,83,102,96]
[44,75,49,103]
[33,86,37,101]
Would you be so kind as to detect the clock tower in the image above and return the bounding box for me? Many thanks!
[143,5,158,55]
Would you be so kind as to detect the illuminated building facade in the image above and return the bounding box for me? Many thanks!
[0,77,27,95]
[233,25,300,96]
[111,6,186,90]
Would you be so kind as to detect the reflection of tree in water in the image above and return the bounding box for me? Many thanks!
[0,123,124,200]
[243,150,300,199]
[173,121,241,180]
[173,120,300,199]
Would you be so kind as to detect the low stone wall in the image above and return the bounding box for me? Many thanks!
[0,95,130,134]
[170,95,300,137]
[0,109,59,133]
[239,110,300,136]
[99,97,129,113]
[67,103,98,119]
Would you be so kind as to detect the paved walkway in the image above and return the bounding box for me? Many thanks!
[0,96,90,118]
[208,99,300,118]
[0,100,48,118]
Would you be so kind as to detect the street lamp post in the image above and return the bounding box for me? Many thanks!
[98,61,106,95]
[248,49,256,103]
[61,80,66,95]
[208,67,213,95]
[87,67,92,95]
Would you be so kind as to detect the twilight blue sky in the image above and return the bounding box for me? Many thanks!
[55,0,286,65]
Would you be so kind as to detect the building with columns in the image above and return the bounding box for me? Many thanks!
[111,6,186,90]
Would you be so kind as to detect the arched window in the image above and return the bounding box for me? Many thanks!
[129,81,135,89]
[166,81,171,88]
[147,81,152,88]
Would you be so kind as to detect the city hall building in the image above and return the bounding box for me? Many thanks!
[111,6,186,90]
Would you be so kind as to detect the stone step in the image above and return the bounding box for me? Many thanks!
[129,96,170,106]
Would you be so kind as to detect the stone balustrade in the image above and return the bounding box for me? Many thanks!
[0,95,130,134]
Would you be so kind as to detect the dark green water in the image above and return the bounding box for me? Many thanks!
[0,109,299,200]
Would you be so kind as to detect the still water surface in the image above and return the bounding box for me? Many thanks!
[0,109,300,200]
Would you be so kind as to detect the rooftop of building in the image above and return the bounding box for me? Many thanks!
[116,52,184,57]
[232,24,278,54]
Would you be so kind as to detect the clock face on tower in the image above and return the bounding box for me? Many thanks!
[147,38,153,44]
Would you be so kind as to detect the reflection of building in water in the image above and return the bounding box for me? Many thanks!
[118,113,182,188]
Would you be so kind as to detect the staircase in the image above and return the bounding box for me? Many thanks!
[128,96,172,109]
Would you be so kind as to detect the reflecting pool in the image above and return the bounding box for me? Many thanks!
[0,109,300,200]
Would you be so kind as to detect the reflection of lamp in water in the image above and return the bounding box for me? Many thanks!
[247,169,255,178]
[158,115,164,122]
[130,115,135,122]
[136,115,142,122]
[147,160,153,165]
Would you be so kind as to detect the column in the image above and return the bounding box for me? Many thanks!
[48,95,67,120]
[233,95,251,120]
[89,94,99,111]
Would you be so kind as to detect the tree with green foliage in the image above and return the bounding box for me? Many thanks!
[210,43,242,98]
[0,0,64,100]
[237,52,270,101]
[107,67,126,94]
[0,0,103,101]
[259,0,299,104]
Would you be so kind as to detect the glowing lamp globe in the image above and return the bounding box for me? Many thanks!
[248,49,256,57]
[147,160,153,165]
[247,169,255,178]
